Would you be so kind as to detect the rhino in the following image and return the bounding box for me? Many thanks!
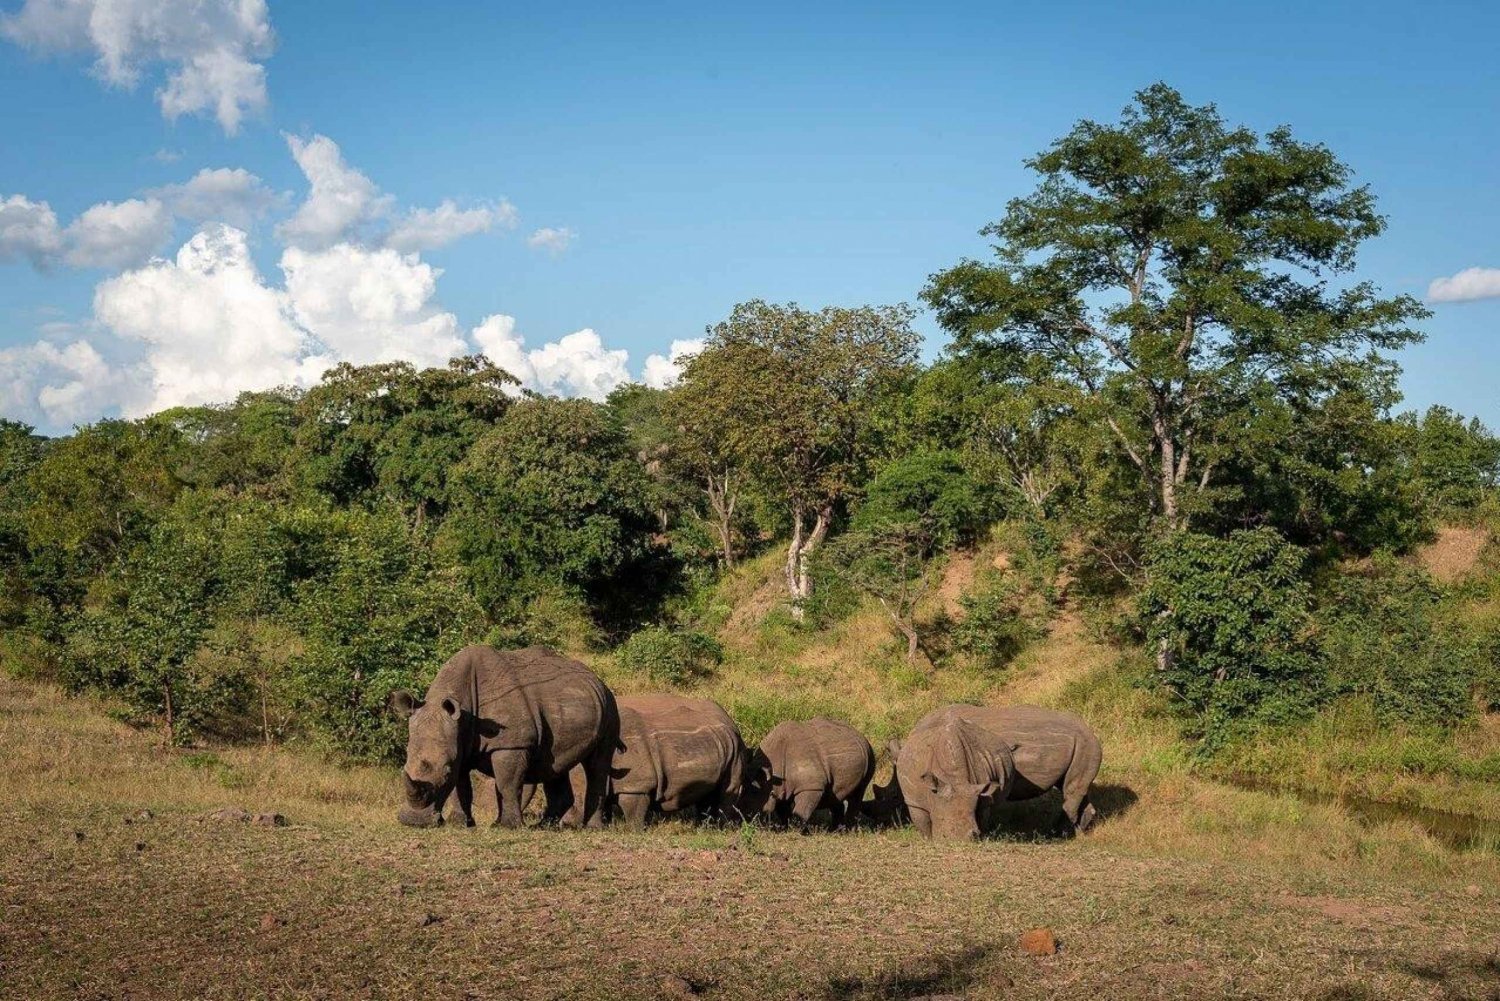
[896,704,1101,840]
[611,694,748,826]
[389,645,619,829]
[740,718,874,831]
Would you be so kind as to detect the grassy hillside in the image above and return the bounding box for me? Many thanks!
[4,530,1499,1000]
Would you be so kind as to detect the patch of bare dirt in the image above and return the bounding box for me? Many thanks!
[1275,892,1409,927]
[933,548,978,620]
[1416,525,1491,583]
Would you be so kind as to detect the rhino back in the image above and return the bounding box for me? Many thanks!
[436,645,614,781]
[949,704,1097,797]
[806,718,874,801]
[616,695,741,807]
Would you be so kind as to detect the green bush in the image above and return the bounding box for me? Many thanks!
[1143,528,1323,749]
[616,625,723,686]
[955,572,1045,669]
[1319,553,1484,730]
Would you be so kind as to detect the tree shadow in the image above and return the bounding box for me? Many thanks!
[985,783,1139,841]
[818,944,995,1000]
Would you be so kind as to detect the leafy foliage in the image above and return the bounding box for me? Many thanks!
[616,625,724,685]
[1143,529,1323,747]
[1319,554,1485,729]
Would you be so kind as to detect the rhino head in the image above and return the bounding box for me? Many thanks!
[736,748,777,817]
[920,721,1013,841]
[390,690,463,828]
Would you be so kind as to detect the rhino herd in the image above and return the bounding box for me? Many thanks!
[390,644,1102,841]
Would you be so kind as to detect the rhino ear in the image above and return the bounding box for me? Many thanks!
[887,738,903,760]
[388,691,423,718]
[440,697,461,721]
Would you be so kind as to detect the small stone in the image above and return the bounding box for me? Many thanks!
[1019,927,1058,957]
[418,912,443,928]
[252,813,287,828]
[1463,884,1482,898]
[259,912,283,931]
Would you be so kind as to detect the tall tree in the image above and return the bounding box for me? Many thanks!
[924,84,1426,535]
[674,300,919,612]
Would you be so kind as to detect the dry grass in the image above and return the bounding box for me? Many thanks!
[6,539,1500,999]
[2,674,1498,1001]
[1417,524,1492,583]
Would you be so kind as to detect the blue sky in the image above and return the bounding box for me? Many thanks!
[2,1,1497,434]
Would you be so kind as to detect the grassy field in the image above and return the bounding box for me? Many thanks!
[4,637,1499,998]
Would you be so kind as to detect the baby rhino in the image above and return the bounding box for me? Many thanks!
[741,718,874,830]
[897,704,1101,841]
[612,694,747,826]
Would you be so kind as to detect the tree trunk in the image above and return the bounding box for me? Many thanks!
[786,503,833,618]
[162,678,174,745]
[706,470,736,569]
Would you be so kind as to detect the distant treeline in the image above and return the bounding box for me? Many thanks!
[2,85,1497,758]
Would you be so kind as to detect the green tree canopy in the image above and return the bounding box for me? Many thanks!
[674,300,920,610]
[924,83,1427,534]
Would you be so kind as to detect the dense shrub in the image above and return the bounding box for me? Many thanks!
[1319,554,1484,729]
[616,625,723,686]
[1143,528,1323,748]
[955,572,1046,668]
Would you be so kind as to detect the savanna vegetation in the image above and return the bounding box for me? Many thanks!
[2,85,1499,999]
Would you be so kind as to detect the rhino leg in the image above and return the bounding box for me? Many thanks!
[579,743,612,830]
[617,792,649,829]
[541,773,575,826]
[790,790,822,834]
[1061,764,1098,835]
[491,749,529,829]
[448,769,476,828]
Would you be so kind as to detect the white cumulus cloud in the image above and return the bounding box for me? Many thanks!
[0,338,138,428]
[471,315,630,400]
[282,243,468,369]
[276,134,393,250]
[2,193,171,270]
[62,197,172,269]
[0,194,63,266]
[642,338,704,389]
[527,226,575,254]
[386,199,517,253]
[1428,267,1500,304]
[0,0,275,134]
[92,224,315,415]
[152,167,279,228]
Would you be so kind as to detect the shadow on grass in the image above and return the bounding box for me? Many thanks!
[818,944,995,1000]
[986,783,1139,841]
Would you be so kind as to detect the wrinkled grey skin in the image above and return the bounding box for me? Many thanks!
[898,704,1102,840]
[390,645,618,830]
[740,718,874,831]
[611,694,748,827]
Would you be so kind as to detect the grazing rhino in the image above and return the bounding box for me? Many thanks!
[897,704,1101,840]
[741,718,875,831]
[390,645,618,829]
[611,694,748,826]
